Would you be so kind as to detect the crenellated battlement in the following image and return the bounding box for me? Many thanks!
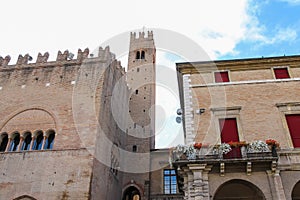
[130,31,153,40]
[0,46,122,70]
[0,45,125,88]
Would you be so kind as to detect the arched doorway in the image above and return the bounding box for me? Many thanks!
[123,186,141,200]
[292,181,300,199]
[214,179,265,200]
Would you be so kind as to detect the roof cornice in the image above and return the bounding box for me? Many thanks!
[176,55,300,74]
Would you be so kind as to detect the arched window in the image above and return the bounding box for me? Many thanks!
[32,131,44,150]
[44,130,55,150]
[135,51,140,59]
[141,51,145,59]
[21,132,32,151]
[0,133,8,152]
[9,132,20,151]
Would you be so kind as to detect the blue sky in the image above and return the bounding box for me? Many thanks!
[219,0,300,59]
[0,0,300,148]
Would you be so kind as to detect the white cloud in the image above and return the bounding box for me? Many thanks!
[240,2,297,47]
[0,0,296,61]
[0,0,250,61]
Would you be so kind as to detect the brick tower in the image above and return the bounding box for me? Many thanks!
[122,31,156,200]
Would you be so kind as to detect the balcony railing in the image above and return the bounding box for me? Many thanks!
[171,145,278,164]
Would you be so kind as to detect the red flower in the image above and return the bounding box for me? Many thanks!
[266,139,280,147]
[228,141,247,148]
[193,143,202,149]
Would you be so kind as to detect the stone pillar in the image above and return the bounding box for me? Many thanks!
[5,137,12,152]
[41,135,47,150]
[193,170,204,200]
[188,164,211,200]
[266,170,286,200]
[17,136,24,151]
[187,172,195,200]
[182,173,189,200]
[29,136,35,150]
[202,166,212,200]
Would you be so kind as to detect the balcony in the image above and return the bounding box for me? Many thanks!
[171,143,278,165]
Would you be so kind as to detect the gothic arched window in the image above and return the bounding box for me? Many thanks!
[0,133,8,152]
[21,132,32,151]
[136,51,140,59]
[33,131,44,150]
[44,130,55,150]
[141,51,145,59]
[9,132,20,151]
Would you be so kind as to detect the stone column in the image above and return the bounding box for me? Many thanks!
[202,166,212,200]
[188,164,211,200]
[5,137,12,152]
[193,170,204,200]
[29,136,35,150]
[17,136,24,151]
[41,135,47,150]
[266,170,286,200]
[182,173,189,200]
[187,172,195,200]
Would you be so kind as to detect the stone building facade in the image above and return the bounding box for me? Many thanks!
[174,56,300,199]
[0,46,128,199]
[1,30,300,200]
[0,31,164,200]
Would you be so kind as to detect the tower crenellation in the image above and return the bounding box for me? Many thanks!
[0,46,119,69]
[0,46,125,88]
[0,55,11,67]
[130,30,154,40]
[36,52,50,63]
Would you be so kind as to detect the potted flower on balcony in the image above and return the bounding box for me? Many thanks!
[247,140,271,158]
[213,143,232,158]
[172,144,196,160]
[266,139,280,147]
[247,140,269,153]
[193,142,202,149]
[228,141,247,148]
[266,139,279,157]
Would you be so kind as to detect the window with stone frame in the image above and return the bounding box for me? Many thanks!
[214,71,230,83]
[274,67,290,79]
[286,114,300,147]
[164,169,177,194]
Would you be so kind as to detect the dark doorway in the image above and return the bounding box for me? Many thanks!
[123,186,141,200]
[292,181,300,200]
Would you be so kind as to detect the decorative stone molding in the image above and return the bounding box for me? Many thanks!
[182,74,194,145]
[179,164,212,200]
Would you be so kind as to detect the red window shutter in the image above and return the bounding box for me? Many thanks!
[215,72,229,83]
[219,118,241,158]
[286,115,300,147]
[219,118,239,143]
[274,68,290,79]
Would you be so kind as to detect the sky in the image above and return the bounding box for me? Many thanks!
[1,0,300,148]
